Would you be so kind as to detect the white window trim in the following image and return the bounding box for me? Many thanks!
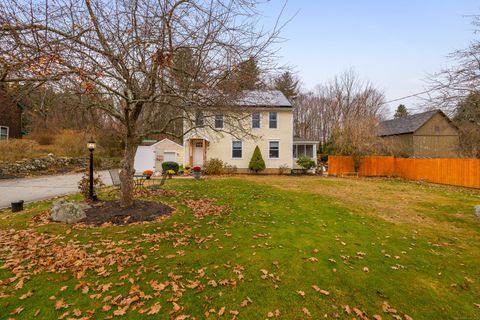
[293,144,316,159]
[268,112,278,129]
[268,140,280,159]
[0,126,9,140]
[214,114,224,129]
[232,140,243,159]
[252,112,261,129]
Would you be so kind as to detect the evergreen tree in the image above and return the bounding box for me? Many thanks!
[274,71,299,101]
[219,57,260,92]
[394,104,409,118]
[248,145,266,173]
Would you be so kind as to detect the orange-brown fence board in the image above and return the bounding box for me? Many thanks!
[328,156,354,176]
[329,156,480,189]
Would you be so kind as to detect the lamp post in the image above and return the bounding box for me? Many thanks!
[87,137,97,201]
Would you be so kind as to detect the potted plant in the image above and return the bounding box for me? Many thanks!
[143,170,154,179]
[184,164,191,175]
[192,166,202,179]
[166,169,176,179]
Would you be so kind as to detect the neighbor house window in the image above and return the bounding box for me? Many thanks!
[293,144,314,158]
[232,141,242,158]
[269,112,277,129]
[0,126,8,140]
[269,141,279,158]
[214,114,224,129]
[252,112,261,128]
[195,111,204,126]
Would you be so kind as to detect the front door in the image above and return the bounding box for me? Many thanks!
[193,142,204,166]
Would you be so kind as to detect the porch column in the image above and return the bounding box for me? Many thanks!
[189,140,193,165]
[202,139,206,165]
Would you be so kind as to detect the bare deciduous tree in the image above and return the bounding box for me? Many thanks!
[0,0,284,205]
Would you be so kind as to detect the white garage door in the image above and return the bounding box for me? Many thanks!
[134,146,155,173]
[164,152,176,162]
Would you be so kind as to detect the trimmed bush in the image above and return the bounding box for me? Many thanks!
[204,158,225,175]
[296,156,316,171]
[249,145,265,173]
[162,161,179,173]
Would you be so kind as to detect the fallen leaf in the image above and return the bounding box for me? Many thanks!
[19,290,33,300]
[302,307,311,317]
[218,306,225,316]
[10,306,24,315]
[55,298,69,310]
[147,302,161,315]
[297,290,305,298]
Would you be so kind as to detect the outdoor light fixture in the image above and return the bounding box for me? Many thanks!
[87,137,97,201]
[87,137,96,151]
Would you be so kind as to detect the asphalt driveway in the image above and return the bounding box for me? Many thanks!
[0,171,113,209]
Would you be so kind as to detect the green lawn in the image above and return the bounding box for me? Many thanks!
[1,176,479,319]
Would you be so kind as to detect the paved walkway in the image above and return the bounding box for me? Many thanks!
[0,171,113,209]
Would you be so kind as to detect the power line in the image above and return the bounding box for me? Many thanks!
[382,85,445,105]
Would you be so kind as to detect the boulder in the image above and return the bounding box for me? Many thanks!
[51,200,90,224]
[475,206,480,219]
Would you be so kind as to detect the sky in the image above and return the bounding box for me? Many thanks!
[257,0,480,116]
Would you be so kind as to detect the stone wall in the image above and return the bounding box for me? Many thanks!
[0,154,119,177]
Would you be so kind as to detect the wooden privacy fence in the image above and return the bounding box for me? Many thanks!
[328,155,480,189]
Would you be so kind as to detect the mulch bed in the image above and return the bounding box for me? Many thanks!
[83,200,173,226]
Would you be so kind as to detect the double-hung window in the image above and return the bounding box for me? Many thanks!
[214,114,224,129]
[252,112,260,128]
[195,111,204,126]
[232,141,242,158]
[0,126,8,140]
[269,141,279,159]
[269,112,277,129]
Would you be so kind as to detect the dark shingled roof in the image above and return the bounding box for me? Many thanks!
[378,110,442,136]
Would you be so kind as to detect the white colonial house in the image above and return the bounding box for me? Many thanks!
[133,90,318,174]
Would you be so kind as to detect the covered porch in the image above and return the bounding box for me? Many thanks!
[293,137,319,172]
[185,137,209,167]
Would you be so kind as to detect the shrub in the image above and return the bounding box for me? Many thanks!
[0,139,40,162]
[248,145,265,173]
[204,158,225,175]
[162,161,179,173]
[53,129,88,157]
[30,130,55,145]
[278,164,290,175]
[296,156,316,171]
[185,164,191,170]
[223,164,237,174]
[166,169,175,176]
[77,170,104,200]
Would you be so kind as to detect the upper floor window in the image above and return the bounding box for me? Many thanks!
[214,114,224,129]
[232,140,242,158]
[269,141,279,158]
[269,112,277,129]
[195,111,204,126]
[252,112,261,128]
[0,126,8,140]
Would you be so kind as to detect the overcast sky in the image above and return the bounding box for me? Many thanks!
[258,0,479,115]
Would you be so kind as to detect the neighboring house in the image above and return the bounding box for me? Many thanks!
[378,109,460,158]
[133,90,319,174]
[0,88,23,140]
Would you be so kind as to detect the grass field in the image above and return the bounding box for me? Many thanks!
[0,176,479,319]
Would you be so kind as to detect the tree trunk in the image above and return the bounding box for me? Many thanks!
[119,136,138,207]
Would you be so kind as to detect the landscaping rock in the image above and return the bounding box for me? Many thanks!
[475,206,480,219]
[51,200,90,224]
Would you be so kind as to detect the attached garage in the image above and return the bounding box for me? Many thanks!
[134,139,184,173]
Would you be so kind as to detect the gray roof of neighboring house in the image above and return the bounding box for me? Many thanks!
[293,136,319,143]
[378,109,443,136]
[236,90,292,108]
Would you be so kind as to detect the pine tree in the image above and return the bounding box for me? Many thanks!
[248,145,266,173]
[394,104,409,118]
[274,71,299,101]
